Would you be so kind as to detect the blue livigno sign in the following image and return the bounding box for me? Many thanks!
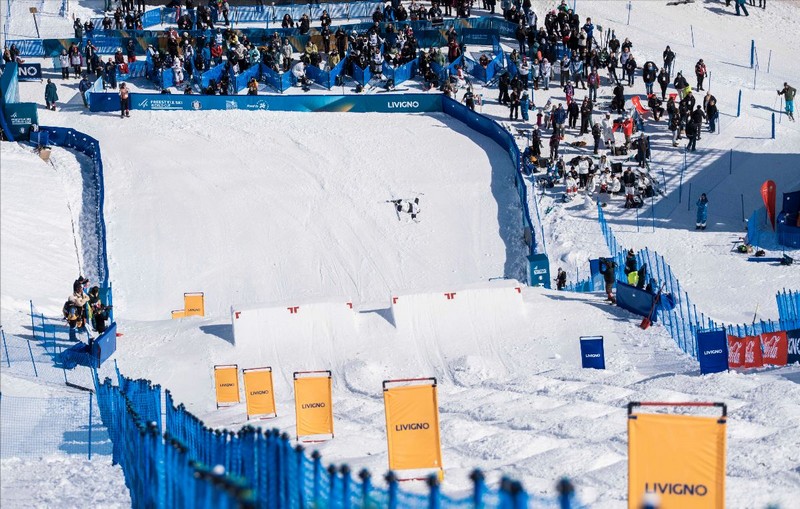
[528,253,551,289]
[16,63,42,81]
[5,102,38,136]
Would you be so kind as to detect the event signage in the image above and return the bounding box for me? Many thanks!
[90,92,443,113]
[214,364,240,408]
[294,371,334,440]
[242,367,277,419]
[580,336,605,369]
[16,63,42,81]
[696,330,729,374]
[5,102,38,136]
[383,378,443,480]
[727,335,763,369]
[628,411,726,509]
[759,331,788,366]
[787,328,800,365]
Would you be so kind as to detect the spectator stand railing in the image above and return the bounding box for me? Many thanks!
[94,369,584,509]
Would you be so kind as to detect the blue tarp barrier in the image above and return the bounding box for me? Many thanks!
[580,336,605,369]
[352,64,372,86]
[382,58,417,86]
[696,329,729,374]
[232,64,261,92]
[616,281,658,322]
[261,63,292,93]
[95,322,117,366]
[200,63,226,89]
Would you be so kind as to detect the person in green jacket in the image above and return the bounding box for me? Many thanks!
[44,79,58,111]
[778,82,796,121]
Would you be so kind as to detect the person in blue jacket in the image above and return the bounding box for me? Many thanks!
[520,91,530,122]
[696,193,709,230]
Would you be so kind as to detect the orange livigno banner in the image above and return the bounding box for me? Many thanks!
[628,413,726,509]
[383,380,443,478]
[243,367,276,419]
[214,364,240,407]
[294,372,333,440]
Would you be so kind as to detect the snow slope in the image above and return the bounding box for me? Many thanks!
[3,0,800,507]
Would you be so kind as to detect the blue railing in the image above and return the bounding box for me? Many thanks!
[94,370,582,509]
[776,289,800,331]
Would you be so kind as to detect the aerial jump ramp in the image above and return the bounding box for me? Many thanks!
[230,280,527,380]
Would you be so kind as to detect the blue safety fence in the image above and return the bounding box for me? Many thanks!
[464,51,503,84]
[352,62,372,86]
[442,96,542,257]
[0,392,109,459]
[776,289,800,331]
[381,58,417,87]
[94,370,583,508]
[262,63,293,92]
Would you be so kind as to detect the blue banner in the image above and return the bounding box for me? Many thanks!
[382,58,417,86]
[89,91,442,113]
[94,322,117,366]
[16,63,42,81]
[697,330,729,374]
[233,64,261,92]
[4,102,38,138]
[616,281,658,322]
[528,253,550,288]
[352,64,372,86]
[788,328,800,365]
[261,64,292,93]
[580,336,605,369]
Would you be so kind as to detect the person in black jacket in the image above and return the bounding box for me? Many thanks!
[579,97,592,136]
[662,45,675,76]
[657,68,670,100]
[498,71,510,105]
[600,258,618,302]
[706,98,719,132]
[622,169,637,208]
[686,120,698,152]
[690,105,706,139]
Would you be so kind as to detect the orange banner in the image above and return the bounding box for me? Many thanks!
[760,331,788,366]
[383,380,443,478]
[629,413,726,509]
[184,292,205,317]
[294,372,334,440]
[243,367,276,419]
[214,364,240,407]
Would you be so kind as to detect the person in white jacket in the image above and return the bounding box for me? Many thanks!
[172,57,184,85]
[601,113,616,150]
[59,50,70,79]
[292,60,311,90]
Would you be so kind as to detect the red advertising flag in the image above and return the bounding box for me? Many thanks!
[761,180,777,230]
[727,336,744,368]
[760,331,788,366]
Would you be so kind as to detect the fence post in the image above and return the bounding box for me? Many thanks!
[88,391,94,460]
[427,474,442,509]
[327,464,337,508]
[311,450,322,507]
[470,469,486,508]
[771,113,776,139]
[557,478,575,509]
[750,40,755,68]
[1,328,9,367]
[359,469,372,507]
[736,90,742,117]
[386,471,398,509]
[687,183,692,211]
[341,464,352,509]
[27,338,38,377]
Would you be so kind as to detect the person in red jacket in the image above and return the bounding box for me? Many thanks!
[695,59,707,91]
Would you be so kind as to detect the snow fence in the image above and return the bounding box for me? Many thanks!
[93,368,584,509]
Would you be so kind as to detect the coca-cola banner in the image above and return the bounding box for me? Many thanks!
[759,331,788,366]
[788,329,800,365]
[727,335,764,369]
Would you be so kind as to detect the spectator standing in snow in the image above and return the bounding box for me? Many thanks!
[778,82,796,121]
[686,119,699,152]
[601,258,618,302]
[44,79,58,110]
[662,45,675,77]
[706,98,719,132]
[694,59,707,91]
[59,50,70,79]
[735,0,749,16]
[696,193,709,230]
[78,74,92,108]
[556,268,567,290]
[119,83,130,118]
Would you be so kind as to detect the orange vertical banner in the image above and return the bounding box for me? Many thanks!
[294,371,334,441]
[628,402,726,509]
[184,292,205,317]
[383,378,444,480]
[242,367,277,419]
[761,180,776,230]
[214,364,240,408]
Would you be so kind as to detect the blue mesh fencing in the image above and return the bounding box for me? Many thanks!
[775,289,800,331]
[94,371,583,508]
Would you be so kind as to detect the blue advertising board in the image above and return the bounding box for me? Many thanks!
[616,281,657,322]
[696,329,729,375]
[580,336,605,369]
[528,253,550,289]
[16,62,42,81]
[93,322,117,366]
[89,91,443,113]
[787,328,800,365]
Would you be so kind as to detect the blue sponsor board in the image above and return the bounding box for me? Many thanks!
[16,63,42,81]
[696,329,729,375]
[89,91,443,113]
[528,253,550,289]
[580,336,605,369]
[788,328,800,365]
